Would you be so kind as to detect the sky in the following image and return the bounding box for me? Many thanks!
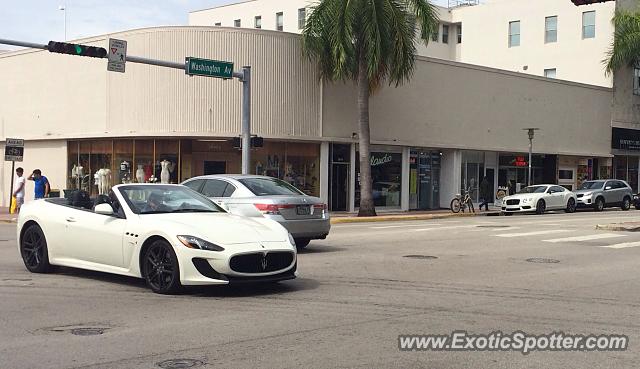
[0,0,450,50]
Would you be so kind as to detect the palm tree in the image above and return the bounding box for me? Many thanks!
[606,10,640,74]
[302,0,439,216]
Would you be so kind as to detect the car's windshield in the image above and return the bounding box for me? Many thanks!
[238,177,305,196]
[118,185,223,214]
[578,181,604,190]
[517,186,548,194]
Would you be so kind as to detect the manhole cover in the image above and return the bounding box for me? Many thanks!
[526,258,560,264]
[70,328,105,336]
[157,359,205,369]
[476,225,511,228]
[403,255,438,260]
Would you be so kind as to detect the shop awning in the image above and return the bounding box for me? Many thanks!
[571,0,614,6]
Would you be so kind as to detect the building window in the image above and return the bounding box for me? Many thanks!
[255,16,262,29]
[634,66,640,96]
[214,22,221,26]
[298,8,306,29]
[431,24,439,42]
[582,11,595,39]
[234,19,241,27]
[457,24,462,43]
[442,24,449,44]
[545,16,557,43]
[509,21,520,47]
[276,12,284,31]
[544,68,557,78]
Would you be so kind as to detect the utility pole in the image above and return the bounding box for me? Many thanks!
[0,37,253,173]
[524,128,540,186]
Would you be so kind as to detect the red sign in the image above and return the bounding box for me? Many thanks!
[514,156,528,167]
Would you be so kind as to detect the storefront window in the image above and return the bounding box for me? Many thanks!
[155,140,180,184]
[134,140,154,183]
[252,141,320,196]
[614,156,639,192]
[498,154,545,194]
[355,150,402,208]
[114,140,134,184]
[461,151,484,202]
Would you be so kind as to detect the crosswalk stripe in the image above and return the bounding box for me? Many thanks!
[494,230,571,238]
[600,241,640,249]
[543,233,627,243]
[412,225,478,232]
[371,223,442,229]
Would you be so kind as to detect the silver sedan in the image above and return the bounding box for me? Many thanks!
[182,175,331,249]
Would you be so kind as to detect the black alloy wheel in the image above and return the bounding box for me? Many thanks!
[535,200,546,215]
[565,198,576,213]
[143,239,181,294]
[20,224,52,273]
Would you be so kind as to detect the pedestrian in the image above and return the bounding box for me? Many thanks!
[479,176,491,211]
[13,167,25,213]
[27,169,50,199]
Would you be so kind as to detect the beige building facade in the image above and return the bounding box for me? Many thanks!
[0,27,617,212]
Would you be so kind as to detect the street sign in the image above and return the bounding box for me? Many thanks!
[5,138,24,162]
[107,38,127,73]
[185,57,233,79]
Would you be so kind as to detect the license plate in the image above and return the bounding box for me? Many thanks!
[296,205,311,215]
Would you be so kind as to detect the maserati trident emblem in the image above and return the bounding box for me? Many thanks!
[260,252,268,271]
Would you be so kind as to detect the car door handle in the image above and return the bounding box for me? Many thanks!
[65,217,76,223]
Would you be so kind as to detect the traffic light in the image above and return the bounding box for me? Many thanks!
[47,41,107,58]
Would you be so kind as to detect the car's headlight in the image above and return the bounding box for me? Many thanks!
[177,235,225,251]
[288,233,296,247]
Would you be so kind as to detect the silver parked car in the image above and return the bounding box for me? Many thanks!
[182,175,330,249]
[574,179,633,211]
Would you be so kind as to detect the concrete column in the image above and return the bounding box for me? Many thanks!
[349,143,356,213]
[320,142,329,204]
[401,147,410,211]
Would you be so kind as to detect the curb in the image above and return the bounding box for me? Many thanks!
[595,223,640,232]
[331,211,499,224]
[0,219,17,224]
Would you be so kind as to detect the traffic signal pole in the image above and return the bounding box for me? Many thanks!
[0,38,252,174]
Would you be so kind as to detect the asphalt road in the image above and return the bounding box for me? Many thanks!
[2,209,640,369]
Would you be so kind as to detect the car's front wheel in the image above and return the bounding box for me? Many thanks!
[142,239,182,294]
[594,197,605,212]
[294,238,311,249]
[622,196,631,211]
[535,200,546,215]
[20,224,52,273]
[565,198,576,213]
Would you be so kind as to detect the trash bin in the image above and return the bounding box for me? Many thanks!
[48,189,61,198]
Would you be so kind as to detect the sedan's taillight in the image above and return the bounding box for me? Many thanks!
[313,203,327,211]
[254,203,294,215]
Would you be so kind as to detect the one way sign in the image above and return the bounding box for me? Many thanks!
[107,38,127,73]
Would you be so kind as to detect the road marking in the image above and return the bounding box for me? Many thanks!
[600,241,640,249]
[494,230,571,238]
[412,225,478,232]
[370,223,442,229]
[543,233,627,243]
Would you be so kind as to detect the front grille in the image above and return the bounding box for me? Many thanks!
[577,194,584,198]
[506,199,520,205]
[230,252,294,273]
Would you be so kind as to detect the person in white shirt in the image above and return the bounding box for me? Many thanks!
[13,167,25,213]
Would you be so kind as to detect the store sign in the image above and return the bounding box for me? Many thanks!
[370,153,393,167]
[612,127,640,151]
[514,156,528,167]
[5,138,24,162]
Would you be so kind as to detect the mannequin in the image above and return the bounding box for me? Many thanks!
[120,161,131,184]
[100,169,112,195]
[136,165,145,184]
[76,165,84,190]
[161,160,171,184]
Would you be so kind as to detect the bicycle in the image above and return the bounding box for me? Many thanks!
[450,187,475,213]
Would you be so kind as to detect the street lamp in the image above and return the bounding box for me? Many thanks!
[58,5,66,41]
[524,128,540,186]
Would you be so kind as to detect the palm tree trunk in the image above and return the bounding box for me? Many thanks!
[357,58,377,217]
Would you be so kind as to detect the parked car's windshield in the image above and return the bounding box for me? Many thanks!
[238,177,304,196]
[578,181,604,190]
[517,186,548,194]
[118,185,223,214]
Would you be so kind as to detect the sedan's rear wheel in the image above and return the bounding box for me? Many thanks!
[565,198,576,213]
[20,224,52,273]
[143,239,181,294]
[535,200,546,215]
[294,238,311,249]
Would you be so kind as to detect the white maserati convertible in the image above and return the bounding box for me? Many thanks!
[500,184,577,215]
[17,184,297,294]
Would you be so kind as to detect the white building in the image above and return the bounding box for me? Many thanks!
[189,0,615,86]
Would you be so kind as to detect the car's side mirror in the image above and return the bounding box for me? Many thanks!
[95,203,115,215]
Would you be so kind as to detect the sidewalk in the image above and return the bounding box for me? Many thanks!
[330,208,500,224]
[0,207,17,224]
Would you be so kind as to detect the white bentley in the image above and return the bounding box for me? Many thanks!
[17,184,297,294]
[500,184,577,215]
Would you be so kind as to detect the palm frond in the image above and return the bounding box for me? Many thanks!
[605,10,640,74]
